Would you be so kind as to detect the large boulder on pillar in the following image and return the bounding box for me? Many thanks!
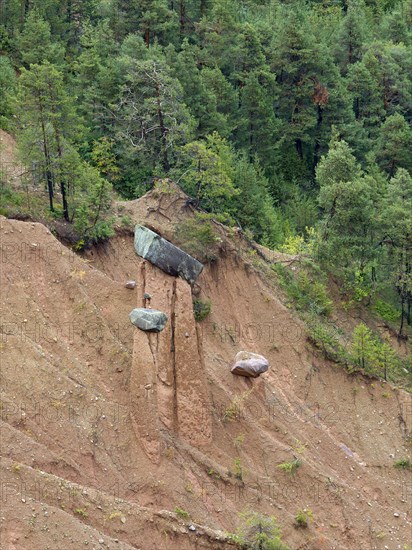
[129,308,168,332]
[134,225,204,284]
[231,351,269,378]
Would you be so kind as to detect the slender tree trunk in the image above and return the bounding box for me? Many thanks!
[154,77,170,172]
[53,130,69,221]
[258,522,263,550]
[180,0,186,35]
[145,28,150,47]
[407,258,411,325]
[195,159,202,208]
[295,138,303,159]
[313,105,323,175]
[91,181,107,227]
[22,0,31,25]
[200,0,208,17]
[354,97,360,119]
[38,101,54,212]
[399,295,405,337]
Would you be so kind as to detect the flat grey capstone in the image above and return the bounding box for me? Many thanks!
[231,351,269,378]
[134,225,203,284]
[129,308,168,332]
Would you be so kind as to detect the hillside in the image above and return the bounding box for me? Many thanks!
[1,185,411,550]
[2,1,412,548]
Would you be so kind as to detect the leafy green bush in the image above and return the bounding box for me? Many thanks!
[394,458,411,470]
[232,457,243,481]
[229,512,291,550]
[373,300,400,323]
[307,319,348,364]
[272,263,332,317]
[193,299,211,321]
[350,323,398,379]
[175,213,221,262]
[294,508,313,528]
[277,458,302,477]
[0,185,23,209]
[174,507,190,519]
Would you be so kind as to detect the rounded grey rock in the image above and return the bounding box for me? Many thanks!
[129,308,168,332]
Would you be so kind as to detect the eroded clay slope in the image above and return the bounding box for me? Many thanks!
[1,201,411,550]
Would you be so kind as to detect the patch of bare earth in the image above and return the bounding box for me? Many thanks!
[1,188,411,549]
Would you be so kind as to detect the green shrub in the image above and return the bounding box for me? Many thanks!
[232,457,243,480]
[373,300,400,323]
[229,512,291,550]
[394,458,412,470]
[307,319,348,364]
[350,323,399,379]
[272,263,332,317]
[0,185,23,215]
[193,299,211,321]
[174,507,190,519]
[120,214,133,228]
[277,458,302,477]
[175,213,221,262]
[294,508,313,528]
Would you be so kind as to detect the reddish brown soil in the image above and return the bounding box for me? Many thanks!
[1,185,411,550]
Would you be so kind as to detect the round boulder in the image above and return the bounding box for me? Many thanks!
[129,308,168,333]
[231,351,269,378]
[125,280,137,289]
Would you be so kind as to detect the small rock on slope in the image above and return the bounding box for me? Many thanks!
[231,351,269,378]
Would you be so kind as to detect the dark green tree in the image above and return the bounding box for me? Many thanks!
[115,57,195,178]
[15,62,81,219]
[375,113,412,177]
[15,8,65,66]
[0,57,17,130]
[382,168,412,334]
[333,1,371,74]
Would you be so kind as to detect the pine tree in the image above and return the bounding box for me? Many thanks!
[169,39,231,138]
[110,0,177,44]
[346,60,384,139]
[115,57,195,178]
[352,323,376,372]
[382,168,412,335]
[0,57,17,130]
[362,42,412,120]
[174,132,237,212]
[16,8,65,66]
[316,138,379,284]
[73,20,120,138]
[333,1,371,74]
[375,113,412,177]
[236,69,280,168]
[16,62,81,219]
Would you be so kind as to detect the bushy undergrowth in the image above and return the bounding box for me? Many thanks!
[228,512,291,550]
[175,212,221,262]
[193,299,211,321]
[272,260,411,388]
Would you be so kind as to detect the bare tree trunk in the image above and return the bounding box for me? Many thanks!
[53,129,69,221]
[399,296,405,338]
[154,76,170,172]
[38,101,54,212]
[180,0,185,35]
